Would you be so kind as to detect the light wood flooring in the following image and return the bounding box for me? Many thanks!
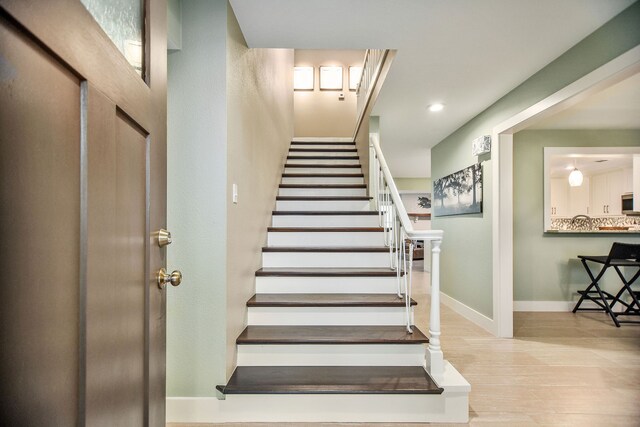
[169,263,640,426]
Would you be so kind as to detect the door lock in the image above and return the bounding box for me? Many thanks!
[156,229,172,247]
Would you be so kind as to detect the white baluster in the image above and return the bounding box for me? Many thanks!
[427,239,444,379]
[406,239,414,333]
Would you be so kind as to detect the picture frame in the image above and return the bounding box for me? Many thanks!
[293,66,314,90]
[433,164,483,217]
[319,66,343,90]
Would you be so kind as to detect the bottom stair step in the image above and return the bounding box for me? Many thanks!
[237,325,428,344]
[216,366,443,395]
[247,293,417,307]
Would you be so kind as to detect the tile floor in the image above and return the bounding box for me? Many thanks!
[169,262,640,426]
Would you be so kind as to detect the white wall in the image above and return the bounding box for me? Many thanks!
[167,0,228,397]
[225,6,293,378]
[294,50,365,137]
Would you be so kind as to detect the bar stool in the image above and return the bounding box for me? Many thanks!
[572,242,640,327]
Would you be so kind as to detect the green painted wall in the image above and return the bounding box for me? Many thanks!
[395,177,432,192]
[431,2,640,318]
[167,0,293,397]
[167,0,228,397]
[514,130,640,301]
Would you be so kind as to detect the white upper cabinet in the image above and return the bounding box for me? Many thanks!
[568,176,590,216]
[622,167,633,194]
[550,178,569,217]
[550,177,590,217]
[590,169,624,216]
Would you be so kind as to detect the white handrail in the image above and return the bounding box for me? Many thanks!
[369,133,444,379]
[355,49,388,139]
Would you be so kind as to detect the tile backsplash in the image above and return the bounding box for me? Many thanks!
[551,216,640,231]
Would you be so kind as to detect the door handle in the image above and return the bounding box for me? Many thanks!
[157,268,183,289]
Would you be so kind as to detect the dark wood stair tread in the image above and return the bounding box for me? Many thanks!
[289,148,357,153]
[247,293,416,307]
[282,173,364,178]
[276,196,371,201]
[216,366,442,395]
[291,141,355,145]
[285,164,362,169]
[287,156,359,160]
[267,227,383,232]
[262,246,390,252]
[255,268,402,277]
[272,211,378,216]
[279,184,366,189]
[236,325,428,345]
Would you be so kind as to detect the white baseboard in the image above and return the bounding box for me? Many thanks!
[292,137,354,142]
[439,291,496,335]
[513,300,598,312]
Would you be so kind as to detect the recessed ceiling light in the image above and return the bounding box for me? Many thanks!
[428,103,444,112]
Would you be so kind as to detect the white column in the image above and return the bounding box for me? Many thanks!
[426,238,444,379]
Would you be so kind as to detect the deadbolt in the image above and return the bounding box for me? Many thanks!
[156,229,172,247]
[157,268,182,289]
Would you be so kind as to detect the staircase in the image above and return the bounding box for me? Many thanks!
[215,138,470,423]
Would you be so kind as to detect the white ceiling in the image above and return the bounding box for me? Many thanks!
[550,154,633,178]
[530,72,640,130]
[229,0,635,177]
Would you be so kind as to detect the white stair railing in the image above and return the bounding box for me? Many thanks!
[355,49,387,135]
[370,133,444,379]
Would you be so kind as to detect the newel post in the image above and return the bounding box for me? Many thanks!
[427,238,444,379]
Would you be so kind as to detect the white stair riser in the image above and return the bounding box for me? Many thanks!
[272,215,380,228]
[255,276,399,293]
[247,307,411,326]
[290,144,355,150]
[275,200,370,211]
[171,393,469,423]
[267,231,384,247]
[278,188,366,197]
[281,176,364,184]
[286,159,360,165]
[262,251,391,268]
[237,344,423,366]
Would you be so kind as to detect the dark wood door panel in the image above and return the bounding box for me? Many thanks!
[0,0,152,131]
[85,86,148,426]
[0,13,81,426]
[0,1,167,425]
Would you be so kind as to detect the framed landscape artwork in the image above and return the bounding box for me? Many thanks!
[433,164,483,217]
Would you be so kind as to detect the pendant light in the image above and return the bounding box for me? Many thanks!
[568,160,583,187]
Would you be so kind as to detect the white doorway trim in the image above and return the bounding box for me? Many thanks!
[491,45,640,338]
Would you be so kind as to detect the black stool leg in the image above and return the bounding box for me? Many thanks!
[573,259,620,327]
[612,266,640,317]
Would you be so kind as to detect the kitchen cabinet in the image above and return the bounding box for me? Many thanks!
[551,177,590,217]
[622,167,633,194]
[568,176,590,216]
[591,170,624,216]
[550,178,569,217]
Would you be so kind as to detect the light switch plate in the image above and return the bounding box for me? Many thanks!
[232,183,238,204]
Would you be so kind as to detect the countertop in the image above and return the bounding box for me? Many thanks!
[546,229,640,234]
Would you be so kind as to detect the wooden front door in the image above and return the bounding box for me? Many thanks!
[0,1,168,425]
